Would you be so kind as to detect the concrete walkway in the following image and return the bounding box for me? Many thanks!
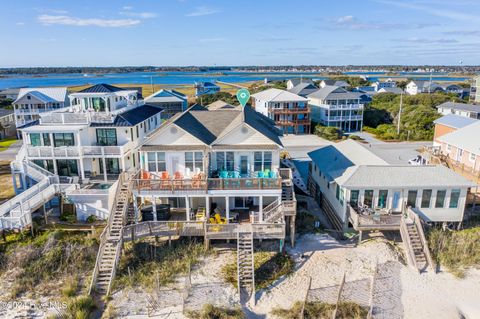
[0,140,21,161]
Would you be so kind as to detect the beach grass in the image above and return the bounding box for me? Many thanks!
[0,137,17,151]
[222,250,294,290]
[186,304,245,319]
[0,161,15,203]
[271,300,368,319]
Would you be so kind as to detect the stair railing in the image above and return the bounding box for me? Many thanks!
[399,216,419,272]
[408,208,436,273]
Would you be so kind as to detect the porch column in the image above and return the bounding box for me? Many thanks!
[102,157,107,181]
[152,196,157,221]
[185,196,190,221]
[133,195,139,223]
[225,196,230,223]
[12,174,18,194]
[53,159,58,175]
[78,159,85,180]
[121,156,126,173]
[259,196,263,223]
[206,196,210,219]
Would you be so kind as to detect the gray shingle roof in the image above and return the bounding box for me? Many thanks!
[438,121,480,155]
[90,104,162,127]
[338,165,474,188]
[288,83,318,97]
[436,101,480,114]
[307,86,362,100]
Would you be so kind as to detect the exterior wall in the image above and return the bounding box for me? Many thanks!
[433,124,457,144]
[406,83,418,95]
[475,76,480,103]
[308,97,364,132]
[253,99,269,117]
[439,142,480,172]
[254,99,310,134]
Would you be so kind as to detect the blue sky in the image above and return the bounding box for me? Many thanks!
[1,0,479,67]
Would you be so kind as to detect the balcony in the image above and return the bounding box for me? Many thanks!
[269,107,310,114]
[319,104,364,110]
[26,142,134,158]
[327,115,363,121]
[15,106,71,115]
[348,204,402,231]
[275,119,311,126]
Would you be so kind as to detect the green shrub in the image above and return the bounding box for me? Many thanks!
[186,304,245,319]
[86,215,97,223]
[314,125,342,141]
[64,295,95,319]
[296,211,323,234]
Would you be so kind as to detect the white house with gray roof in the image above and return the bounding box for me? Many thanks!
[13,87,69,128]
[144,89,187,118]
[308,140,474,231]
[252,88,310,134]
[307,86,364,132]
[436,101,480,119]
[406,80,443,95]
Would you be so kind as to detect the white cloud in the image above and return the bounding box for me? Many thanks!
[398,37,459,44]
[37,14,141,27]
[186,6,219,17]
[120,11,157,18]
[16,22,25,26]
[122,6,133,10]
[336,15,355,24]
[330,15,435,30]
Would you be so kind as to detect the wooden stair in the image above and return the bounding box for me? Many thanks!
[89,173,132,298]
[237,227,255,304]
[400,209,435,273]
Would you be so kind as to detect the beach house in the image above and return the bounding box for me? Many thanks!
[13,87,69,128]
[307,86,364,132]
[144,89,187,118]
[436,101,480,119]
[307,140,474,232]
[252,88,310,134]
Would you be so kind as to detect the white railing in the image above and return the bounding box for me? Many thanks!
[320,103,364,110]
[39,112,90,125]
[327,115,363,121]
[26,142,134,158]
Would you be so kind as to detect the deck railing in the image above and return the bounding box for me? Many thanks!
[348,205,402,230]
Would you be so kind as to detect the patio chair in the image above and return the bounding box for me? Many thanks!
[257,171,265,178]
[219,171,228,179]
[214,213,227,224]
[269,170,277,178]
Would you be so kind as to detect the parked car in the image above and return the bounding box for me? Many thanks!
[408,155,427,165]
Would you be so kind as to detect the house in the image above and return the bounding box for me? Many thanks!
[194,81,220,96]
[144,89,187,118]
[0,88,21,101]
[405,80,443,95]
[14,83,163,220]
[433,114,477,145]
[286,78,314,90]
[436,121,480,174]
[377,87,404,94]
[436,101,480,119]
[372,80,396,92]
[307,140,474,231]
[307,86,364,132]
[287,82,318,97]
[13,87,69,128]
[320,80,350,89]
[207,100,242,111]
[0,109,16,138]
[251,88,310,134]
[440,84,465,96]
[133,104,296,243]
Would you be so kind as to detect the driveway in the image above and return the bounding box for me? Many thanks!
[361,141,432,165]
[0,140,22,161]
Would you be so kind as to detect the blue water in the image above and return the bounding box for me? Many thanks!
[0,71,470,89]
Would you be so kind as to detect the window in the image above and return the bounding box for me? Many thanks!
[253,151,272,172]
[435,190,447,208]
[339,188,344,206]
[96,129,117,146]
[143,121,147,133]
[449,189,461,208]
[407,190,418,208]
[447,144,452,152]
[336,184,340,200]
[53,133,74,147]
[56,159,78,176]
[421,189,432,208]
[147,152,166,172]
[185,152,203,173]
[364,190,374,208]
[350,190,359,206]
[470,152,476,162]
[378,190,388,208]
[254,152,262,171]
[42,133,51,146]
[216,152,234,171]
[136,125,139,138]
[99,158,120,174]
[30,133,41,146]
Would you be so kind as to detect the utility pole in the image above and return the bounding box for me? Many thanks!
[397,93,403,136]
[150,75,154,94]
[428,69,433,94]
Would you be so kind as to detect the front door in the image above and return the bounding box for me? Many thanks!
[171,155,180,174]
[392,191,402,211]
[240,155,249,177]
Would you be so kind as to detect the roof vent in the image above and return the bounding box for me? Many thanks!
[241,126,248,134]
[170,127,178,134]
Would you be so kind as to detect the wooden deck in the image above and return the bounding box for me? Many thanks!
[348,205,402,231]
[122,220,285,241]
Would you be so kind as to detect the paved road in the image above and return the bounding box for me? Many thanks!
[281,134,332,158]
[0,140,21,161]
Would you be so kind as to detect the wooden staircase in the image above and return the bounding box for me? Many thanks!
[400,208,435,273]
[89,173,132,298]
[237,226,255,304]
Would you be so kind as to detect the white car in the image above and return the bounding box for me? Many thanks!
[408,155,427,165]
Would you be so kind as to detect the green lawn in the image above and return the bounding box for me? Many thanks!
[0,137,17,151]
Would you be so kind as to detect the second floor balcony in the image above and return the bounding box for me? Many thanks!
[269,107,310,114]
[317,103,364,110]
[26,141,135,158]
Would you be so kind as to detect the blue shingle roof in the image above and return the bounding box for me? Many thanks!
[90,105,163,127]
[433,114,478,129]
